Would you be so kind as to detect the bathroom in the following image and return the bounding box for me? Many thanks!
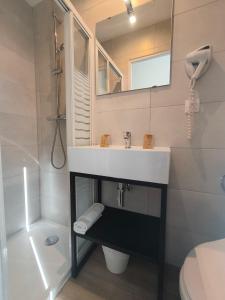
[0,0,225,299]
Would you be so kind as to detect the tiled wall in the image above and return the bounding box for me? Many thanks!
[94,0,225,266]
[0,0,40,236]
[34,0,70,226]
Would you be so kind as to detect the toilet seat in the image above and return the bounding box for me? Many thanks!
[180,250,206,300]
[180,239,225,300]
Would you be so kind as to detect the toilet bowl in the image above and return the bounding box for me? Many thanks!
[102,246,130,274]
[180,249,206,300]
[180,239,225,300]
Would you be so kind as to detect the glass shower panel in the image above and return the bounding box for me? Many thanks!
[73,19,91,146]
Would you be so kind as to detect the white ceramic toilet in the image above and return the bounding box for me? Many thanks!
[102,246,130,274]
[180,239,225,300]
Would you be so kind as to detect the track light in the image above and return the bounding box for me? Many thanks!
[124,0,136,25]
[129,14,136,24]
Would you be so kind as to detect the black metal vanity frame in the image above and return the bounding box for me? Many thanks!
[70,172,167,300]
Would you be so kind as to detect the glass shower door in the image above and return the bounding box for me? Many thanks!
[0,148,7,300]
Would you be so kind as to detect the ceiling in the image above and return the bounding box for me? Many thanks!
[96,0,172,42]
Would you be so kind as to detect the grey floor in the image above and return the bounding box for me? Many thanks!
[57,247,180,300]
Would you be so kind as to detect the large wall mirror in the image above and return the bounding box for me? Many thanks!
[96,0,174,96]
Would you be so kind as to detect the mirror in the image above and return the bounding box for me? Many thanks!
[96,0,173,96]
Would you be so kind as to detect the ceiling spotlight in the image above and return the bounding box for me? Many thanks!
[129,14,136,24]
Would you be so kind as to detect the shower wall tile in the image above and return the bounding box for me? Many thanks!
[38,144,67,175]
[40,171,69,226]
[1,146,39,179]
[0,74,37,117]
[0,0,40,236]
[92,0,225,266]
[0,45,36,92]
[34,0,69,227]
[3,171,40,236]
[0,7,34,63]
[0,113,38,147]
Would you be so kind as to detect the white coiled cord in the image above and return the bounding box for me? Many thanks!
[186,79,196,140]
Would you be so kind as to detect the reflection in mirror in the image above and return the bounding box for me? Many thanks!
[95,0,173,96]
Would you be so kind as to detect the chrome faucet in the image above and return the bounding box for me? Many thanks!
[123,131,131,148]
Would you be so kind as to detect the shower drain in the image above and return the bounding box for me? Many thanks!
[45,235,59,246]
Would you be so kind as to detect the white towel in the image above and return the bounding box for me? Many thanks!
[73,203,104,235]
[196,239,225,300]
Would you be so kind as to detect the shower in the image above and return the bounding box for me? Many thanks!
[49,12,67,169]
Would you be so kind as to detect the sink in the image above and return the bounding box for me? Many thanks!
[68,146,171,184]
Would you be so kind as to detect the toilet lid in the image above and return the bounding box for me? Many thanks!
[180,251,206,300]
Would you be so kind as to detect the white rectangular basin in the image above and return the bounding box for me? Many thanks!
[68,146,171,184]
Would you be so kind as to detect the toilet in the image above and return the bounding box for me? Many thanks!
[102,246,130,274]
[180,249,206,300]
[180,239,225,300]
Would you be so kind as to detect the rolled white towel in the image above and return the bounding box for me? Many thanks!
[73,203,104,235]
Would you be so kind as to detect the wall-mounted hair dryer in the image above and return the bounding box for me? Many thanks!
[185,45,212,139]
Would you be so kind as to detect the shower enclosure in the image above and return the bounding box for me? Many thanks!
[0,0,93,299]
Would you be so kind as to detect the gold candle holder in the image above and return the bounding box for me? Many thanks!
[143,134,153,149]
[100,134,110,147]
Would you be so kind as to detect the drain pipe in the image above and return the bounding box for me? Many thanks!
[117,183,131,208]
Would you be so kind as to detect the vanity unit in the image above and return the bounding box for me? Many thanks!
[68,146,171,300]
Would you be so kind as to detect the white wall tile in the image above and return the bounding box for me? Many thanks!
[167,189,225,238]
[169,148,225,195]
[95,108,151,145]
[95,89,150,113]
[173,0,225,61]
[151,61,189,107]
[151,101,225,148]
[174,0,218,15]
[166,225,213,266]
[151,51,225,108]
